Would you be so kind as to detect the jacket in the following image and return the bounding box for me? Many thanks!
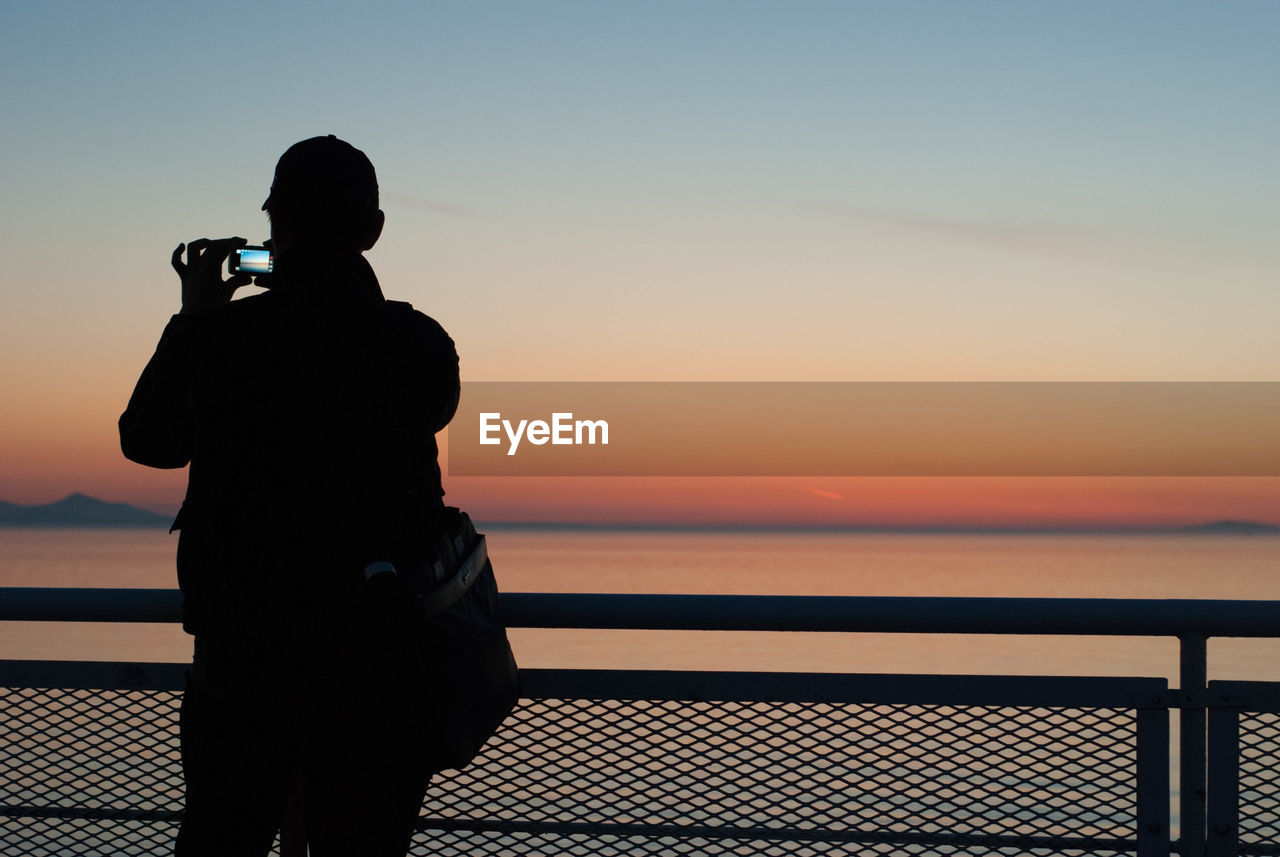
[120,254,459,666]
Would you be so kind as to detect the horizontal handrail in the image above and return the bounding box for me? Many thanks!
[0,660,1170,708]
[2,587,1279,637]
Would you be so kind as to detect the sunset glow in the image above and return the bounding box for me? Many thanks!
[2,4,1277,529]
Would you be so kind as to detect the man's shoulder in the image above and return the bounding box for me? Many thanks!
[383,300,454,348]
[383,298,437,326]
[184,289,284,328]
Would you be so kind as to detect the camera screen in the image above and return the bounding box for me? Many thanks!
[235,247,273,274]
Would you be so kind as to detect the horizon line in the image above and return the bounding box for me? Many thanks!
[6,494,1278,535]
[478,520,1280,535]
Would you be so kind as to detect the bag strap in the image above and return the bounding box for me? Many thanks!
[417,534,489,616]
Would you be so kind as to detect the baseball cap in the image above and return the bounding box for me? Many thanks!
[262,135,379,213]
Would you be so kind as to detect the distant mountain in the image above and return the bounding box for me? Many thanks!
[1179,520,1280,536]
[0,493,170,528]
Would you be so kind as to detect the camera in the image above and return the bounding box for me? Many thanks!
[228,245,273,276]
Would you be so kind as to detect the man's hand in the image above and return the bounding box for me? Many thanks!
[172,237,252,315]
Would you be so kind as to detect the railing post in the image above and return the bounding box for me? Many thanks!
[1181,632,1208,857]
[1205,697,1240,857]
[1136,703,1172,857]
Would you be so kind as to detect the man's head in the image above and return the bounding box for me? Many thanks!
[263,135,384,255]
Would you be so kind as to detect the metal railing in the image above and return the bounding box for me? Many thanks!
[2,588,1279,856]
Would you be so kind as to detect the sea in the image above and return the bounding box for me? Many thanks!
[1,526,1278,684]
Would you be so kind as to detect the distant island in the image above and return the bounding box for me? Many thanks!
[0,493,170,528]
[1179,520,1280,536]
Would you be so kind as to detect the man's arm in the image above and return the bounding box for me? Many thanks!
[119,315,197,468]
[119,238,250,468]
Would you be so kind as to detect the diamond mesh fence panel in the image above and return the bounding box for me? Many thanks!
[420,698,1142,856]
[0,686,283,857]
[1,684,1144,856]
[1238,711,1280,850]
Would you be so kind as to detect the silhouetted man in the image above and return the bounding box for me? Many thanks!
[121,136,459,856]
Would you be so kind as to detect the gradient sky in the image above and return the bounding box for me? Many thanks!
[2,2,1278,525]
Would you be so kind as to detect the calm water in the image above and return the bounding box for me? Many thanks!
[1,527,1278,683]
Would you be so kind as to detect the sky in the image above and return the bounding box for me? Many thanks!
[1,2,1278,527]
